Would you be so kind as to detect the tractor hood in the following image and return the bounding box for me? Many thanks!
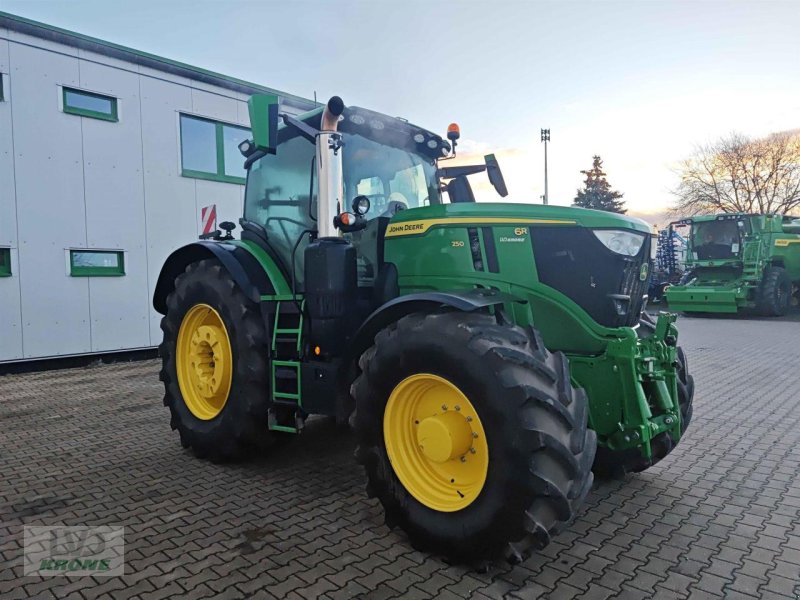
[386,202,652,235]
[384,202,654,338]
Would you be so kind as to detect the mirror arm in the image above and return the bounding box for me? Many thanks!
[281,114,320,143]
[244,149,266,170]
[436,165,486,179]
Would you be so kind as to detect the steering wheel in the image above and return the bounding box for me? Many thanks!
[378,192,409,218]
[388,192,409,208]
[379,200,407,219]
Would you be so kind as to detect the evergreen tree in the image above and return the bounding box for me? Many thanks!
[574,155,626,213]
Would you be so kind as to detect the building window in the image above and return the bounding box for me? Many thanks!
[0,74,5,102]
[0,248,10,277]
[62,87,118,122]
[180,114,250,184]
[69,250,125,277]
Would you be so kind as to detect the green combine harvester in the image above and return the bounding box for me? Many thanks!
[153,95,694,564]
[665,214,800,315]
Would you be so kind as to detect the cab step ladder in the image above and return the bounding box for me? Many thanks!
[268,300,304,433]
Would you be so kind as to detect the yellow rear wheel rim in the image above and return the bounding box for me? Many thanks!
[176,303,233,420]
[383,373,488,512]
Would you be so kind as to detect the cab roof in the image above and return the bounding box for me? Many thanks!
[283,105,447,162]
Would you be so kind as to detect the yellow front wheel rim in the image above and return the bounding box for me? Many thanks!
[383,373,489,512]
[176,303,233,420]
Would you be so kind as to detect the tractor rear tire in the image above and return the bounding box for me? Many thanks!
[758,266,792,317]
[352,311,596,565]
[159,258,274,461]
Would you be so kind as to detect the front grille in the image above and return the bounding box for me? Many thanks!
[531,226,649,328]
[618,256,649,327]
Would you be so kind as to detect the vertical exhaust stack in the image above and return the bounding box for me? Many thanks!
[305,96,357,355]
[317,96,345,239]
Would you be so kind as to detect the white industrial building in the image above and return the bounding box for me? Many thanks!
[0,12,316,364]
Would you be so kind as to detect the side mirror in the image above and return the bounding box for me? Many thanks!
[485,154,508,197]
[247,94,279,154]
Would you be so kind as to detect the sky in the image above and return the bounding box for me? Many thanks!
[2,0,799,225]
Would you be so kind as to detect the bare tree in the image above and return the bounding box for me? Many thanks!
[672,131,800,216]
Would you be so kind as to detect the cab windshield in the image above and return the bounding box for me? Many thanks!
[243,130,440,281]
[690,219,750,260]
[341,133,441,218]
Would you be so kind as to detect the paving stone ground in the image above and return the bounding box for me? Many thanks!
[2,311,800,599]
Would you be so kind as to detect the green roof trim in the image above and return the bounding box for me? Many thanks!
[0,11,318,111]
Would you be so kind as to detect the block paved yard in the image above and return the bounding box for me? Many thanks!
[2,312,800,599]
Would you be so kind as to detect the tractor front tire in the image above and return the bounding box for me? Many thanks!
[159,258,274,461]
[352,311,596,565]
[758,266,792,317]
[676,346,694,432]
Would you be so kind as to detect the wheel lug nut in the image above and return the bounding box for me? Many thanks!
[472,432,478,438]
[469,448,476,454]
[460,456,466,463]
[466,416,472,422]
[455,405,461,411]
[441,404,448,411]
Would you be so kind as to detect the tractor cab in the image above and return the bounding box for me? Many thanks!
[674,214,751,262]
[241,104,443,289]
[238,98,505,315]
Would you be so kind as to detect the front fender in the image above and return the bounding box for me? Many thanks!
[345,288,524,365]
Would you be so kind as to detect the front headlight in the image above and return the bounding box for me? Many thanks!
[592,229,646,257]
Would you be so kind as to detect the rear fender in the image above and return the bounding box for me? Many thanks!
[152,241,279,314]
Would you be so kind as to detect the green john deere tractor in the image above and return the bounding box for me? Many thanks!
[153,95,694,564]
[665,213,800,316]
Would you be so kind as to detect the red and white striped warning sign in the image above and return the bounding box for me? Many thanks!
[201,204,217,235]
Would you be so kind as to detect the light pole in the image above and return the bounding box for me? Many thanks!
[541,128,550,205]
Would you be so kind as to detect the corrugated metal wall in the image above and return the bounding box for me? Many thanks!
[0,26,304,362]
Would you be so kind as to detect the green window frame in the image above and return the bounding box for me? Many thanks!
[0,248,11,277]
[62,87,118,122]
[179,114,250,185]
[69,250,125,277]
